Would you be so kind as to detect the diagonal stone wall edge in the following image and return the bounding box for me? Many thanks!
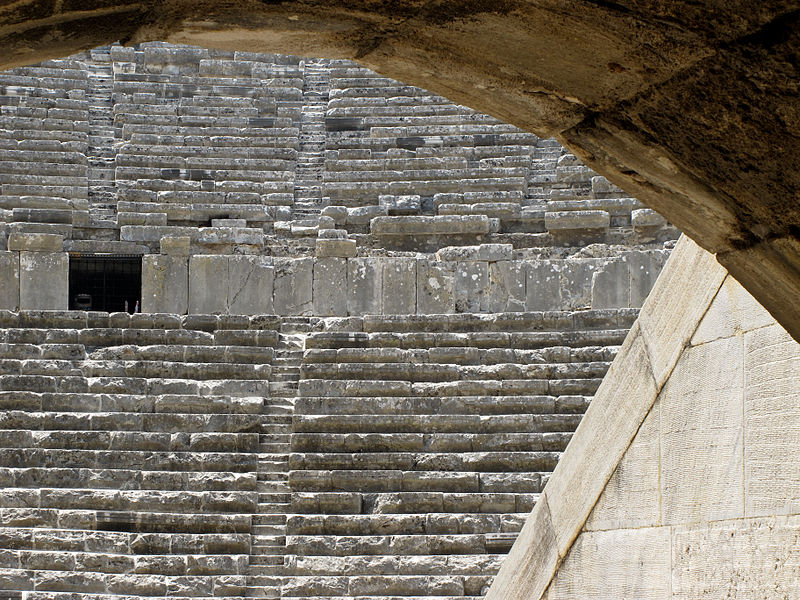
[484,234,727,599]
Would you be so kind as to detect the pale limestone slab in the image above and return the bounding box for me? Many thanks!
[660,335,744,525]
[347,257,382,315]
[19,251,68,310]
[560,260,593,309]
[274,257,313,316]
[584,398,661,531]
[526,260,561,311]
[416,260,454,314]
[8,232,63,252]
[313,257,347,317]
[454,261,487,313]
[484,261,526,312]
[591,258,629,309]
[484,494,559,600]
[189,255,228,314]
[141,255,188,314]
[672,516,800,599]
[159,235,190,256]
[0,251,19,310]
[691,274,775,345]
[628,250,666,307]
[638,236,727,387]
[546,323,658,554]
[744,323,800,517]
[382,258,417,315]
[544,526,670,600]
[228,255,273,315]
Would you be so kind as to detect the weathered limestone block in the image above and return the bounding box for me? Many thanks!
[526,260,562,310]
[316,238,357,258]
[454,261,488,313]
[546,527,670,599]
[274,257,313,315]
[0,251,20,310]
[437,244,513,262]
[691,275,773,345]
[321,205,347,224]
[485,261,526,312]
[591,258,630,309]
[189,255,228,314]
[160,235,190,256]
[672,517,800,599]
[743,323,800,517]
[7,232,63,252]
[660,335,744,525]
[348,257,382,315]
[628,250,667,307]
[142,255,189,314]
[19,251,67,310]
[631,208,667,227]
[313,257,347,317]
[560,261,594,309]
[379,194,421,215]
[382,258,417,315]
[584,402,661,531]
[591,175,624,198]
[417,260,455,314]
[371,215,491,235]
[544,210,610,231]
[228,255,273,315]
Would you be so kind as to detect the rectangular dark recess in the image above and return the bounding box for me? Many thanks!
[69,253,142,313]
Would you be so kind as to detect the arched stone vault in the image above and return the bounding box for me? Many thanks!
[2,0,799,338]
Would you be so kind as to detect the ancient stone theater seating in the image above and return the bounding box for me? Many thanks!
[0,43,680,599]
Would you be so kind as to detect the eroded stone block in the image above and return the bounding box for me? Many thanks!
[274,257,313,315]
[0,251,20,310]
[142,255,188,314]
[348,257,382,315]
[313,257,347,317]
[660,335,744,525]
[417,260,454,314]
[19,251,68,310]
[382,258,417,315]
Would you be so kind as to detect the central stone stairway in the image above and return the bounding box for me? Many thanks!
[292,59,330,225]
[84,45,119,226]
[247,329,305,597]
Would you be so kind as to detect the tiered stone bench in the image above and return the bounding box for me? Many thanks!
[111,43,301,231]
[284,309,632,598]
[0,310,279,598]
[0,58,90,237]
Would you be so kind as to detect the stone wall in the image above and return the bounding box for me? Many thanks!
[539,271,796,600]
[138,243,668,315]
[485,237,800,599]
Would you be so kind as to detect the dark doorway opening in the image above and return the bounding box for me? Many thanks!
[69,254,142,313]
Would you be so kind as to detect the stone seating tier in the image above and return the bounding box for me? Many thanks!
[283,308,628,599]
[0,310,280,597]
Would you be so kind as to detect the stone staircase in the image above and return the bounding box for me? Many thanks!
[247,328,305,597]
[291,59,330,228]
[84,46,119,226]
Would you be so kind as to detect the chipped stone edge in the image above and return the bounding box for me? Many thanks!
[484,235,728,600]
